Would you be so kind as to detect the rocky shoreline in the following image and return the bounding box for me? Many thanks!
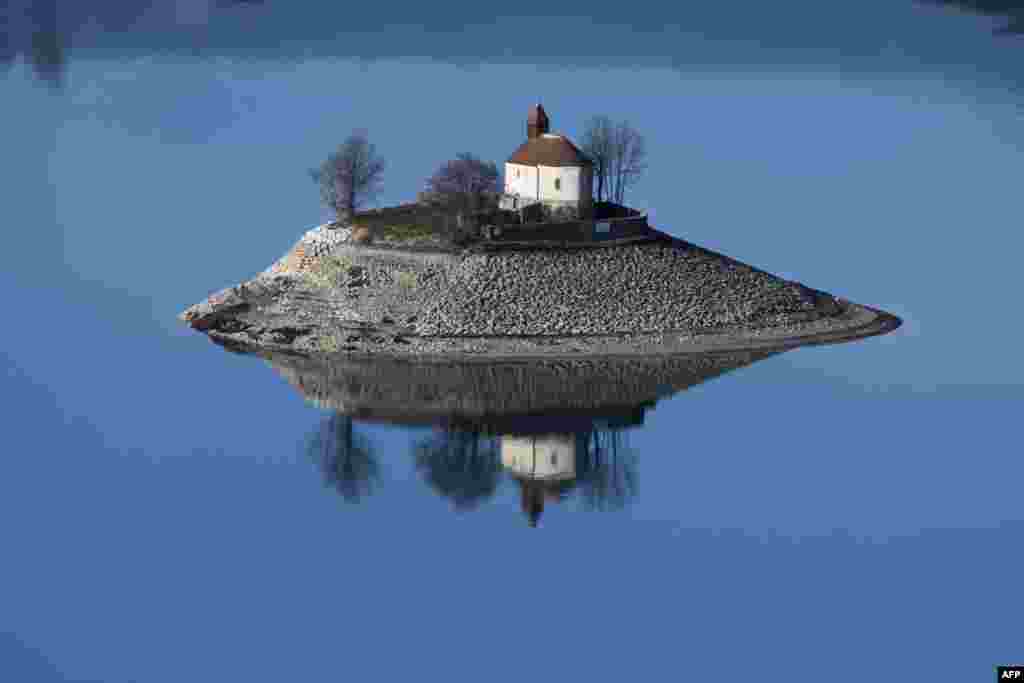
[180,223,901,358]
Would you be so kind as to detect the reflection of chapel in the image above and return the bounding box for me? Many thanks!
[500,104,594,219]
[500,434,577,527]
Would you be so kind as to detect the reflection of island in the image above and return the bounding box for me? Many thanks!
[267,348,780,423]
[271,349,779,522]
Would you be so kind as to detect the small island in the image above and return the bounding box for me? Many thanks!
[179,104,901,357]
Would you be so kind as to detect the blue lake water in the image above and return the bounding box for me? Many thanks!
[2,2,1023,680]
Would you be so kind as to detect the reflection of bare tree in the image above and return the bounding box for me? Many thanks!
[24,0,63,87]
[7,0,1024,92]
[573,428,637,512]
[2,3,18,72]
[920,1,1024,34]
[413,430,503,511]
[306,414,380,503]
[2,1,265,86]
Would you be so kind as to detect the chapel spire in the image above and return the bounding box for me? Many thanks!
[527,103,550,140]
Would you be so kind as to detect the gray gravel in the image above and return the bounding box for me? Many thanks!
[414,242,826,337]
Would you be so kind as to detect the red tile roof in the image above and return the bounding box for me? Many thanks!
[507,135,593,167]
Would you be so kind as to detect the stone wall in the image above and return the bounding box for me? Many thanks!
[493,213,649,244]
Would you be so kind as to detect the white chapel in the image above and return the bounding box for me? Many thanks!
[500,104,594,218]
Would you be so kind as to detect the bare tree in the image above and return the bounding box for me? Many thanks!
[581,116,648,206]
[424,153,500,221]
[309,129,386,222]
[608,120,648,205]
[580,115,615,203]
[423,152,499,240]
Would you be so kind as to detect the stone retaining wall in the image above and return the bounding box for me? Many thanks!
[493,213,649,244]
[267,223,353,274]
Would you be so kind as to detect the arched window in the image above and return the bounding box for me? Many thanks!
[554,177,561,191]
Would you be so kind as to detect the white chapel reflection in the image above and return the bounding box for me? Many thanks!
[502,434,577,527]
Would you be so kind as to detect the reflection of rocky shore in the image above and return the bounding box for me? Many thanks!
[267,349,781,427]
[279,349,780,524]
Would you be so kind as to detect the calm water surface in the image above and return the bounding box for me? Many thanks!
[2,2,1023,681]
